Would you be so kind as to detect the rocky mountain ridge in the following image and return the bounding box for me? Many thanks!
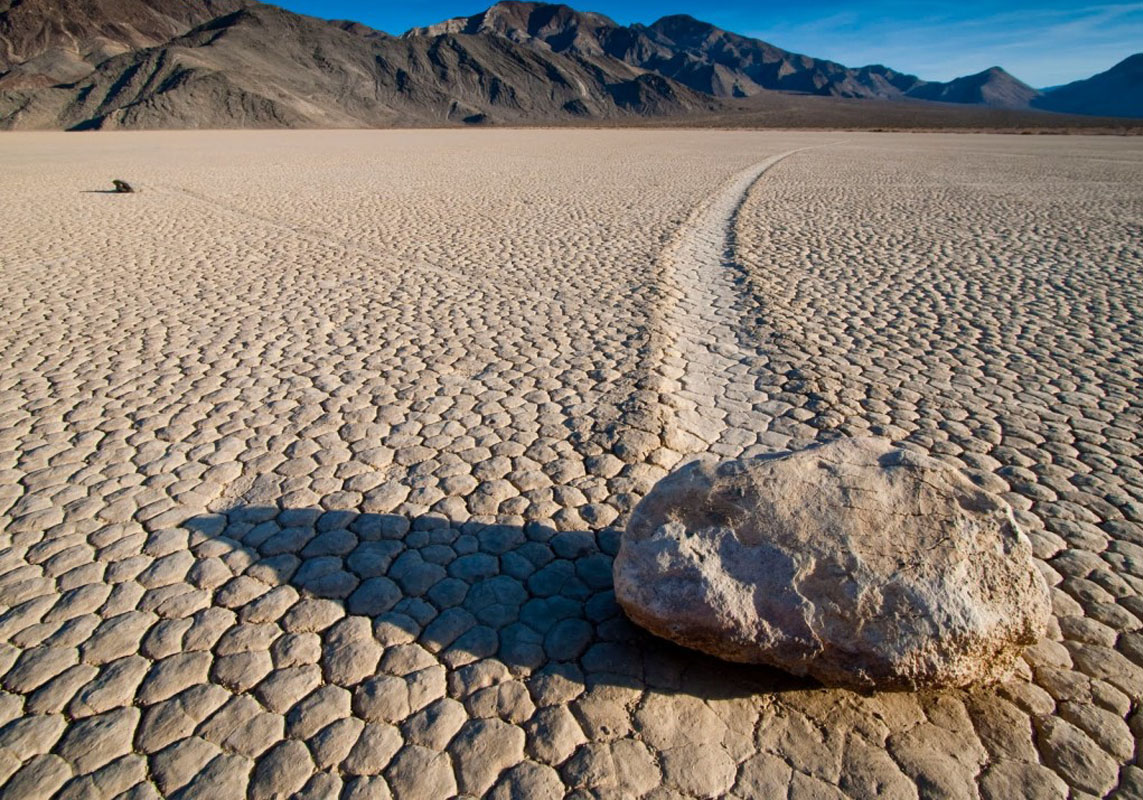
[0,0,1138,129]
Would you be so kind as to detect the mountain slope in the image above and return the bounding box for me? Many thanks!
[0,0,249,88]
[1035,54,1143,118]
[0,4,714,130]
[404,2,655,93]
[628,14,923,99]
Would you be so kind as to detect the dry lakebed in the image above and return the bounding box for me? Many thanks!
[0,129,1141,799]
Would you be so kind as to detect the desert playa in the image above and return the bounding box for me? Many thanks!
[1,129,1142,798]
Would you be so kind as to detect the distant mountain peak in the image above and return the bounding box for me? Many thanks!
[404,1,618,40]
[905,65,1038,108]
[651,13,710,27]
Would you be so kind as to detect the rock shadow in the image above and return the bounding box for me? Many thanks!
[180,505,814,700]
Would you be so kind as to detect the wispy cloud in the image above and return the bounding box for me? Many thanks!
[746,2,1143,85]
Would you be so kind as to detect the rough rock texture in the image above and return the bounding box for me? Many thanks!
[615,437,1052,690]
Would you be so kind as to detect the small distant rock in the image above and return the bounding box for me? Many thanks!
[112,179,134,193]
[614,437,1051,691]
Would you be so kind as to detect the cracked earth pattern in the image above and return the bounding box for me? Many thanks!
[0,130,1141,799]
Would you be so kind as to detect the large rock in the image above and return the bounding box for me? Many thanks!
[614,438,1051,690]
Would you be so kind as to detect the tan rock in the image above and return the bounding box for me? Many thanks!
[615,438,1051,690]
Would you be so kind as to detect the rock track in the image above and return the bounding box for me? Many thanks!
[648,144,844,461]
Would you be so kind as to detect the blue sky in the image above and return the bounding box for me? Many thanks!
[277,1,1143,87]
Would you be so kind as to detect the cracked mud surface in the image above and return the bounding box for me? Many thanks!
[0,130,1141,799]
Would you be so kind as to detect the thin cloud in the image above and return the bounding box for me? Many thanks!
[747,2,1143,85]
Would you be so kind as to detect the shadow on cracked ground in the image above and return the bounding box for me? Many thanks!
[180,504,813,700]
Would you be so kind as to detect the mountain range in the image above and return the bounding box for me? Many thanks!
[0,0,1138,130]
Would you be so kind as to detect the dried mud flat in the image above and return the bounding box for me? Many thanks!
[0,129,1141,800]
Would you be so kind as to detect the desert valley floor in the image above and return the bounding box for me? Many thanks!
[1,129,1141,799]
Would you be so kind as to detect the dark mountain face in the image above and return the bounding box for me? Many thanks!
[1035,54,1143,118]
[0,3,714,130]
